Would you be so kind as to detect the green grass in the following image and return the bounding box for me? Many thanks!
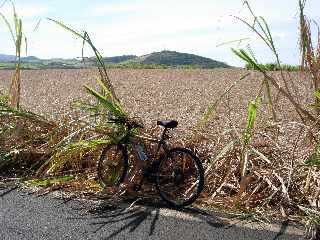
[245,62,300,71]
[25,175,75,187]
[111,62,168,69]
[0,60,201,70]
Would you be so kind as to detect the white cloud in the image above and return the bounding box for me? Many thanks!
[88,3,139,16]
[82,0,299,53]
[0,1,50,19]
[273,32,287,40]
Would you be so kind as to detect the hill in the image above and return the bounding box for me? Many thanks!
[0,54,40,62]
[128,50,229,69]
[0,51,230,69]
[0,54,16,61]
[103,55,137,64]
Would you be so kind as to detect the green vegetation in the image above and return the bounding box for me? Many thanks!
[103,55,137,64]
[0,61,83,70]
[112,62,168,69]
[245,62,300,71]
[0,60,170,70]
[239,97,261,177]
[25,175,75,187]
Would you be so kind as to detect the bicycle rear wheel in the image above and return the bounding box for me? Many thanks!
[155,148,204,208]
[97,144,128,188]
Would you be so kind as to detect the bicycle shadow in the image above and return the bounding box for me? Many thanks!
[85,197,230,239]
[0,184,298,239]
[0,185,18,198]
[272,220,289,240]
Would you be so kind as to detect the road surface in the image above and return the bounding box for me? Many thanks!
[0,184,304,240]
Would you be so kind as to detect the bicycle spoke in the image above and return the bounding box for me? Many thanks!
[98,145,127,188]
[156,149,203,207]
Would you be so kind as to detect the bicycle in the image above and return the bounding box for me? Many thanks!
[97,118,204,208]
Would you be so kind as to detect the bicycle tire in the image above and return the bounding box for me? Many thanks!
[155,147,204,208]
[97,144,128,188]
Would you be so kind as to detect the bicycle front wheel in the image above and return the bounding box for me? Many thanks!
[155,148,204,208]
[97,144,128,188]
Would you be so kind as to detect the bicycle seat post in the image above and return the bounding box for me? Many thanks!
[157,120,178,139]
[160,127,169,143]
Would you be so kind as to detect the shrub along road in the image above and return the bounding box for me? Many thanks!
[0,185,303,240]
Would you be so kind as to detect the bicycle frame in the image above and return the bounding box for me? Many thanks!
[113,122,173,189]
[135,132,169,158]
[117,123,171,161]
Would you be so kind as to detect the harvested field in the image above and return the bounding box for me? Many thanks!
[0,69,313,136]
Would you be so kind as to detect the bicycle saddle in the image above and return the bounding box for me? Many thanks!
[157,120,178,128]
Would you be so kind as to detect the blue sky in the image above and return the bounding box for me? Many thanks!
[0,0,319,66]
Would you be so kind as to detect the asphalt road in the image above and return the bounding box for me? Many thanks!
[0,185,304,240]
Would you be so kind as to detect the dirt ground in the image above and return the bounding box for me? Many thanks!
[0,68,313,136]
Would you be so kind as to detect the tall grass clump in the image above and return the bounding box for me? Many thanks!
[35,19,131,177]
[198,0,320,235]
[0,0,25,109]
[187,2,320,235]
[0,9,130,180]
[0,1,54,178]
[299,0,320,111]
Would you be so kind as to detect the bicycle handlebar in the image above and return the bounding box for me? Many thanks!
[108,117,144,129]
